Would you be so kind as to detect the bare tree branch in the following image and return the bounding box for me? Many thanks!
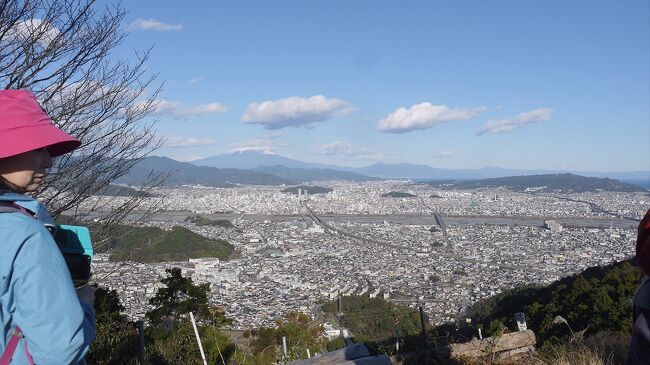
[1,0,165,244]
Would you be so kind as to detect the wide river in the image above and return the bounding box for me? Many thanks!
[92,210,639,229]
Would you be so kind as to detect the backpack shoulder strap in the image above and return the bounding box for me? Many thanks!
[0,202,19,213]
[0,327,23,365]
[0,327,34,365]
[0,202,33,217]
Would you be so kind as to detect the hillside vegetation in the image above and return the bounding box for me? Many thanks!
[322,295,426,354]
[317,262,640,364]
[459,260,640,348]
[428,173,646,193]
[185,215,235,228]
[106,225,233,262]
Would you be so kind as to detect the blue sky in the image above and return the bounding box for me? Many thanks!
[112,0,649,172]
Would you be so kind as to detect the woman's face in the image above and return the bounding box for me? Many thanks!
[0,148,53,193]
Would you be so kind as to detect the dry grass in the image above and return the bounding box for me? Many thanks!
[455,343,615,365]
[531,344,614,365]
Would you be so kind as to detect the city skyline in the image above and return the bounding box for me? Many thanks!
[111,0,649,172]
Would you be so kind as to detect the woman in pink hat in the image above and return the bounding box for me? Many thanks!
[0,90,96,364]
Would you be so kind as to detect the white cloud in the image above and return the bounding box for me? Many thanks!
[477,107,553,135]
[174,155,208,162]
[377,103,485,133]
[151,100,182,115]
[128,18,182,32]
[242,95,356,129]
[229,133,285,153]
[432,150,454,158]
[149,100,228,120]
[186,102,228,115]
[188,77,204,84]
[7,19,61,48]
[163,136,216,148]
[318,141,384,160]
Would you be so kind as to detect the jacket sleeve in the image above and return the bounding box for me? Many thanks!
[10,220,96,364]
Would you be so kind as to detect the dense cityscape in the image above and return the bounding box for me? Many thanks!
[88,181,646,330]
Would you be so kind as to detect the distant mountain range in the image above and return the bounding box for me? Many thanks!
[112,152,648,191]
[115,156,294,187]
[192,150,649,182]
[427,173,647,193]
[114,155,379,186]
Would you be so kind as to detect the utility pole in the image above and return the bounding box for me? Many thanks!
[418,302,429,364]
[138,320,145,364]
[337,294,342,314]
[418,302,427,340]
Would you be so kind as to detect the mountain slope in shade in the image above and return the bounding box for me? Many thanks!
[427,173,647,193]
[115,156,296,187]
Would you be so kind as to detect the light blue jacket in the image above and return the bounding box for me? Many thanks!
[0,192,95,364]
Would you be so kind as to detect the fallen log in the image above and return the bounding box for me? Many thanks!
[449,330,536,361]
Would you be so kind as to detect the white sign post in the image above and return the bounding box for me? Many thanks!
[190,312,208,365]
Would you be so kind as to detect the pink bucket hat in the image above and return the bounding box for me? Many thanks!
[0,90,81,158]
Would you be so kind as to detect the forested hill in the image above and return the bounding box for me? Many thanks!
[427,173,647,193]
[104,225,234,263]
[456,259,641,347]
